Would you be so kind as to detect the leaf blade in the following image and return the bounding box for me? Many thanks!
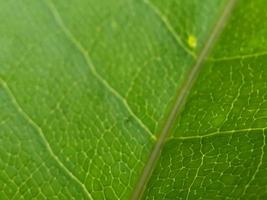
[143,0,267,199]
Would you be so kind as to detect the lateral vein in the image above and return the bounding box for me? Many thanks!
[44,0,156,141]
[208,50,267,62]
[0,78,93,200]
[171,127,267,140]
[143,0,196,58]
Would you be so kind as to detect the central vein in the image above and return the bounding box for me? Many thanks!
[131,0,238,199]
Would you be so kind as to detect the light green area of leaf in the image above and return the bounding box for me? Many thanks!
[0,0,266,199]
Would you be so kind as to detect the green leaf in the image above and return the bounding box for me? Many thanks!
[0,0,266,199]
[143,0,267,199]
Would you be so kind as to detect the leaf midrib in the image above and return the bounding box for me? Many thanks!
[131,0,238,199]
[1,0,238,199]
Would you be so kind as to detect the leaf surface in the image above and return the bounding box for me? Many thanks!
[143,0,267,199]
[0,0,266,199]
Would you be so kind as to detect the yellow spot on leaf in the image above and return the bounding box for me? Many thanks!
[187,35,197,49]
[112,20,118,29]
[96,26,102,33]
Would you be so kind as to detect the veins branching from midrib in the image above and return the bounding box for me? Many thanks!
[131,0,238,199]
[143,0,196,58]
[208,50,267,62]
[170,127,267,141]
[44,0,156,141]
[0,78,94,200]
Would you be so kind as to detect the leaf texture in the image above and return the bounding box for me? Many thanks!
[0,0,266,199]
[143,0,267,199]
